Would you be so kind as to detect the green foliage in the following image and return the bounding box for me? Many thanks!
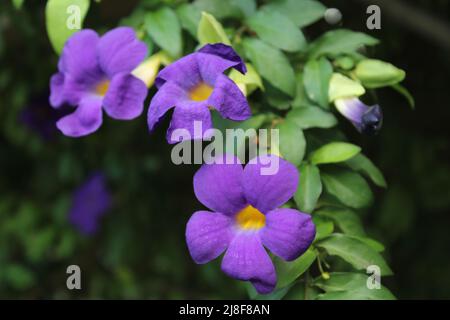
[308,29,379,58]
[294,163,322,213]
[303,57,333,108]
[315,272,395,300]
[145,7,182,58]
[262,0,326,28]
[310,142,361,165]
[317,234,392,276]
[286,106,337,129]
[321,168,373,208]
[247,9,306,52]
[45,0,90,54]
[275,248,317,289]
[277,119,306,166]
[242,38,296,96]
[197,11,230,45]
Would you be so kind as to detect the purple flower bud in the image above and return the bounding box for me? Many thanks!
[335,98,383,135]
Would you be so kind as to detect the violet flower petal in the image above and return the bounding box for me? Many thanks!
[103,73,147,120]
[49,73,65,107]
[56,96,103,137]
[221,233,276,294]
[208,74,251,121]
[198,43,247,74]
[69,172,111,235]
[193,155,247,215]
[97,27,148,78]
[59,29,102,85]
[186,211,233,264]
[166,102,212,144]
[243,155,299,213]
[147,82,188,132]
[260,208,315,261]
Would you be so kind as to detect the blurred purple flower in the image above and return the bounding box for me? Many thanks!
[69,172,111,235]
[20,94,71,140]
[335,98,383,135]
[148,43,251,144]
[185,155,316,294]
[49,27,148,137]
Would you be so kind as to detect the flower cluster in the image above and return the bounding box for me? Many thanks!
[49,27,316,293]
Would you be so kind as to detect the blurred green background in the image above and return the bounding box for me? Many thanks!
[0,0,449,299]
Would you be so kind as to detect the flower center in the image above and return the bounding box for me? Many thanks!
[95,80,110,96]
[235,205,266,230]
[189,82,213,101]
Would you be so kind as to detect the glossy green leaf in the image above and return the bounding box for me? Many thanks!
[277,119,306,166]
[317,234,392,275]
[194,0,254,19]
[243,38,296,96]
[262,0,326,27]
[145,7,182,58]
[247,9,306,52]
[294,163,322,213]
[346,153,387,188]
[287,106,337,129]
[311,142,361,165]
[303,58,333,108]
[328,73,365,102]
[197,11,230,45]
[355,59,405,88]
[176,4,202,38]
[321,168,373,209]
[315,272,396,300]
[313,216,334,240]
[316,207,365,237]
[308,29,379,58]
[45,0,90,54]
[292,73,312,108]
[275,248,317,289]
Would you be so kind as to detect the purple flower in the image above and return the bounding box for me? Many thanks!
[49,27,148,137]
[185,155,316,294]
[147,43,251,144]
[69,172,111,235]
[335,98,383,135]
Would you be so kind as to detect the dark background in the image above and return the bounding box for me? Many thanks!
[0,0,449,299]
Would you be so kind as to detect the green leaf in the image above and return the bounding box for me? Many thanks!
[145,7,182,58]
[316,207,365,237]
[4,264,35,290]
[353,236,385,252]
[391,83,415,109]
[355,59,405,88]
[197,11,231,45]
[247,9,306,52]
[316,234,392,275]
[262,0,326,27]
[228,63,263,96]
[287,106,337,129]
[308,29,379,59]
[310,142,361,165]
[276,119,306,166]
[294,163,322,213]
[194,0,254,19]
[176,4,202,38]
[303,57,333,108]
[315,272,396,300]
[13,0,25,9]
[292,73,312,108]
[334,56,355,70]
[321,168,373,209]
[313,216,334,240]
[243,38,296,96]
[346,153,387,188]
[45,0,90,54]
[328,73,365,102]
[275,248,317,289]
